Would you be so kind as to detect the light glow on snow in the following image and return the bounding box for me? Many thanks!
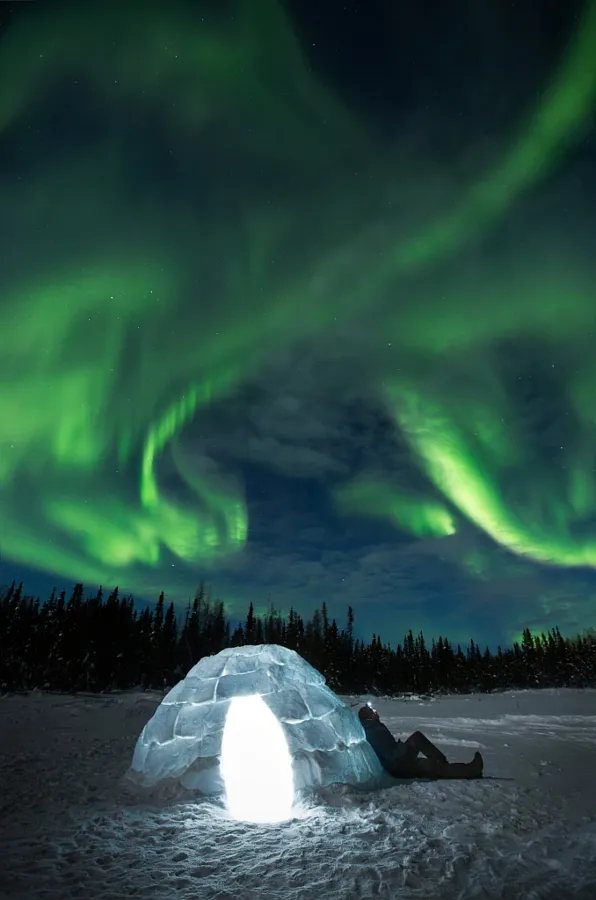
[220,693,295,824]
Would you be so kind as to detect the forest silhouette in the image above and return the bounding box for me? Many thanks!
[1,580,595,695]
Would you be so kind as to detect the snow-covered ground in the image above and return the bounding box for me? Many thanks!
[1,688,595,900]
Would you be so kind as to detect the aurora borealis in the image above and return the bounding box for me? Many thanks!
[2,0,596,646]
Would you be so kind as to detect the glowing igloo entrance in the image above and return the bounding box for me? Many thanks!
[129,644,383,822]
[220,694,294,823]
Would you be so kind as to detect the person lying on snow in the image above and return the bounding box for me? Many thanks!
[359,704,483,779]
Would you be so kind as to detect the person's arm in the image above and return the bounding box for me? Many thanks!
[390,738,410,762]
[364,722,402,769]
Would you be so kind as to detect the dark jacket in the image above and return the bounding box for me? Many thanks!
[361,719,409,771]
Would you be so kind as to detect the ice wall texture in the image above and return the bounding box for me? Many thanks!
[130,644,383,794]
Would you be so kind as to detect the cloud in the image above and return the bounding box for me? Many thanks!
[185,344,407,481]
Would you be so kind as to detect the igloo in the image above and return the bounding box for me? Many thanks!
[129,644,383,820]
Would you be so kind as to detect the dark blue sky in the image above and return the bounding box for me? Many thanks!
[1,0,596,649]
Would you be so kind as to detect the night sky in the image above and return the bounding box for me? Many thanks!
[1,0,596,649]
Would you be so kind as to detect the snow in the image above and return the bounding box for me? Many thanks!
[129,645,382,799]
[1,687,596,899]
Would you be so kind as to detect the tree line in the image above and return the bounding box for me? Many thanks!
[1,579,595,695]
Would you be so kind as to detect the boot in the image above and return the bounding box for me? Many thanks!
[442,751,484,779]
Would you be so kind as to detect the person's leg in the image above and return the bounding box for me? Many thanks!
[392,752,483,780]
[404,730,448,764]
[414,754,483,779]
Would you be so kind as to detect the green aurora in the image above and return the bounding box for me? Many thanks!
[1,0,596,639]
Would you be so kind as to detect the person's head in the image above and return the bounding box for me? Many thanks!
[358,704,380,724]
